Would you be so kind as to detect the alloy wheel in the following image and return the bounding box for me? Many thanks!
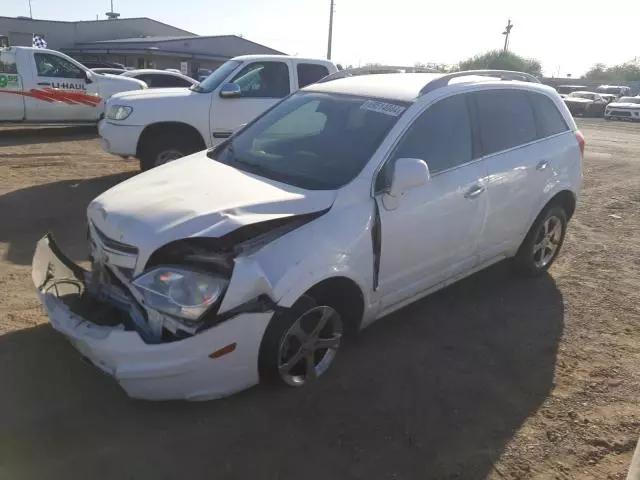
[277,305,343,387]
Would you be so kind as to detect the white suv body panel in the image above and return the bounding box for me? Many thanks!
[33,74,582,400]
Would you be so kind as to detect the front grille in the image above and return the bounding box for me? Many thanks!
[91,223,139,255]
[610,110,632,117]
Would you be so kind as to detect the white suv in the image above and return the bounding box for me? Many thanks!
[32,70,583,401]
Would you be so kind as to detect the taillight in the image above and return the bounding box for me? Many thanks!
[575,130,585,159]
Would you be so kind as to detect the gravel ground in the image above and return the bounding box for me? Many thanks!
[0,119,638,480]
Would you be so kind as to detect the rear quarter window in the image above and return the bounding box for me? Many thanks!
[528,92,570,138]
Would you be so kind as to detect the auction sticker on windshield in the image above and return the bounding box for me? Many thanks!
[360,100,406,117]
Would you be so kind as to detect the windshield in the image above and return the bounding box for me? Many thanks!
[191,61,240,93]
[208,92,408,190]
[568,92,595,99]
[617,97,640,104]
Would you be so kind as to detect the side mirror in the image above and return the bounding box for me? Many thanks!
[84,70,93,84]
[389,158,430,197]
[219,83,241,99]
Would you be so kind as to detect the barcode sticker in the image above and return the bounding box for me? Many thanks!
[360,100,406,117]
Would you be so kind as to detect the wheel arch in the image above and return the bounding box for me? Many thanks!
[279,275,367,337]
[136,121,206,158]
[545,189,577,220]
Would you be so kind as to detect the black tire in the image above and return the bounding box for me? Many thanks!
[258,294,343,388]
[138,134,201,171]
[513,205,568,277]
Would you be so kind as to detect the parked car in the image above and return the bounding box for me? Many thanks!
[563,91,607,117]
[556,85,588,95]
[33,69,583,401]
[92,68,126,75]
[0,46,146,124]
[596,85,631,98]
[604,96,640,120]
[98,55,338,170]
[195,68,212,82]
[119,69,198,89]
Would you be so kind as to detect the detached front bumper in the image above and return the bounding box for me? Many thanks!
[32,235,273,401]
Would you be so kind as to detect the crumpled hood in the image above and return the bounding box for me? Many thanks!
[88,152,336,251]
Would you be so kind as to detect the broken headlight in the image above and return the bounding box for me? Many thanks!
[133,267,228,323]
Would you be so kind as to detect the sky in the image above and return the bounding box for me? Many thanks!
[6,0,640,76]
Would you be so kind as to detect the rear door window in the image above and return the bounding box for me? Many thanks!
[474,90,537,155]
[297,63,330,88]
[528,92,569,139]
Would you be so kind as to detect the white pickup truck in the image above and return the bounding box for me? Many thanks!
[98,55,338,170]
[0,47,146,124]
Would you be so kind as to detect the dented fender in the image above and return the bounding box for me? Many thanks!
[218,256,274,314]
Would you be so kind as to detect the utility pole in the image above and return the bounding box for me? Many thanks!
[502,19,513,53]
[326,0,335,60]
[106,0,120,20]
[28,0,33,18]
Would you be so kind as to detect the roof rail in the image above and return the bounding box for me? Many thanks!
[419,69,540,96]
[316,65,439,84]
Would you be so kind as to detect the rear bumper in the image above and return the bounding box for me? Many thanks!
[98,120,144,157]
[32,235,272,401]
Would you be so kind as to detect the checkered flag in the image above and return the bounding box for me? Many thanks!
[32,35,47,49]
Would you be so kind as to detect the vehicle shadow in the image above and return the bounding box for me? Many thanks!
[0,126,97,147]
[0,172,135,265]
[0,263,563,480]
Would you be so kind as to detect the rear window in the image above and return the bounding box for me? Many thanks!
[528,92,569,138]
[474,90,537,155]
[297,63,330,88]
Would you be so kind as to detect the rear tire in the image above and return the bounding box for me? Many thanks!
[138,134,201,171]
[513,205,568,277]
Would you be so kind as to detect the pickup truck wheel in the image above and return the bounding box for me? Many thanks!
[139,135,199,171]
[513,205,567,276]
[259,295,343,388]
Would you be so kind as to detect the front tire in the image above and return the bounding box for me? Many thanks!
[259,295,343,388]
[138,134,201,171]
[513,205,568,276]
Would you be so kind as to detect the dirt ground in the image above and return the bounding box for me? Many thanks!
[0,120,638,480]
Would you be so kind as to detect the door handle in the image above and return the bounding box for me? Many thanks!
[536,160,549,171]
[464,185,485,199]
[37,82,51,86]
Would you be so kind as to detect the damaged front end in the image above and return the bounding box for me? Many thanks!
[34,212,322,346]
[30,229,291,400]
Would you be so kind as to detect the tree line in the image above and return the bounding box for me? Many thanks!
[342,50,640,83]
